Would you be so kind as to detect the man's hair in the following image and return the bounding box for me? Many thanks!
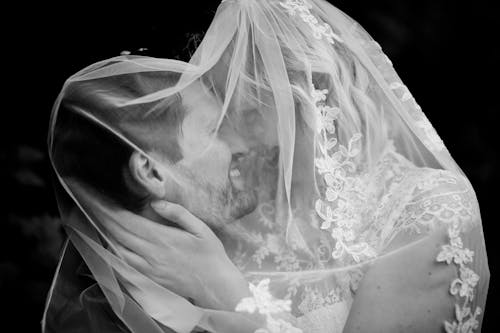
[54,82,186,213]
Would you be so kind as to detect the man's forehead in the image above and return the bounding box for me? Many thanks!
[178,82,222,133]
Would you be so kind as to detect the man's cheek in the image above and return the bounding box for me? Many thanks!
[187,162,227,188]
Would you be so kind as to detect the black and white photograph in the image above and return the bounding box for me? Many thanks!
[2,0,497,332]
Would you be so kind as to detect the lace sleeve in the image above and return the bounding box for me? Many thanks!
[390,169,480,237]
[382,169,486,332]
[343,167,487,332]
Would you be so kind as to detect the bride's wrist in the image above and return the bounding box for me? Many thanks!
[198,260,250,311]
[219,264,252,309]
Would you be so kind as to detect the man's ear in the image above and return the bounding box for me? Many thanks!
[129,152,166,198]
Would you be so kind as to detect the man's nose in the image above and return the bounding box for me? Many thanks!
[218,124,249,155]
[227,139,249,155]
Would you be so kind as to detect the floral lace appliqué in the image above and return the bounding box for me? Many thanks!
[390,170,478,238]
[389,81,445,152]
[280,0,343,44]
[312,86,376,263]
[437,222,481,333]
[236,279,303,333]
[297,285,343,315]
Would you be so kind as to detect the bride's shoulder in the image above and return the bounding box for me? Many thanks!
[346,166,485,332]
[399,166,481,234]
[371,149,481,245]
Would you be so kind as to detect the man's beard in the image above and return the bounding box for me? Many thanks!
[182,174,258,229]
[207,178,258,226]
[227,180,258,221]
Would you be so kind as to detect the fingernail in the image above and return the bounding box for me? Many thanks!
[151,200,168,210]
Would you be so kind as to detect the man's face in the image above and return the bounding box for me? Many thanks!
[160,81,258,228]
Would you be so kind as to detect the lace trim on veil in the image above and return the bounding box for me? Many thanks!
[233,2,483,332]
[438,224,481,333]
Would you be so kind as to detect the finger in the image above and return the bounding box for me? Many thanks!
[89,189,164,243]
[111,209,166,241]
[111,209,190,244]
[114,242,151,273]
[102,208,197,255]
[100,216,153,255]
[151,201,208,236]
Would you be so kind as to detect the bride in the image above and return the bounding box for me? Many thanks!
[43,0,489,332]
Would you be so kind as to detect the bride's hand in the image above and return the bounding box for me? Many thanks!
[105,200,250,311]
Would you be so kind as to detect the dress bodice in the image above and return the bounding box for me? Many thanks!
[235,143,487,332]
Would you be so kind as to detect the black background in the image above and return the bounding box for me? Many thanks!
[2,0,498,331]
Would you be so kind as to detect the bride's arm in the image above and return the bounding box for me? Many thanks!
[343,228,456,333]
[104,200,253,311]
[103,200,272,332]
[343,171,487,333]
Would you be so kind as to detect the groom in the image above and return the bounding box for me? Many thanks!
[128,81,259,227]
[58,76,260,313]
[60,77,259,229]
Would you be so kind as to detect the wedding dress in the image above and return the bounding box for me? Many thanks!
[43,0,489,332]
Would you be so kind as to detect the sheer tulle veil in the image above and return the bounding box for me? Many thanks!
[43,0,489,332]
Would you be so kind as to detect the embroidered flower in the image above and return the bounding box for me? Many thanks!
[437,244,472,266]
[444,305,481,333]
[415,118,446,152]
[436,224,474,266]
[437,224,482,332]
[324,169,345,194]
[279,0,312,16]
[312,87,340,134]
[325,187,338,202]
[320,106,340,134]
[280,0,343,44]
[311,88,328,101]
[389,81,445,152]
[236,279,292,315]
[236,279,302,333]
[450,267,480,299]
[324,175,345,202]
[389,82,412,102]
[312,85,375,263]
[460,267,480,290]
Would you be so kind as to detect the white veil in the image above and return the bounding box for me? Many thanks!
[43,0,489,332]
